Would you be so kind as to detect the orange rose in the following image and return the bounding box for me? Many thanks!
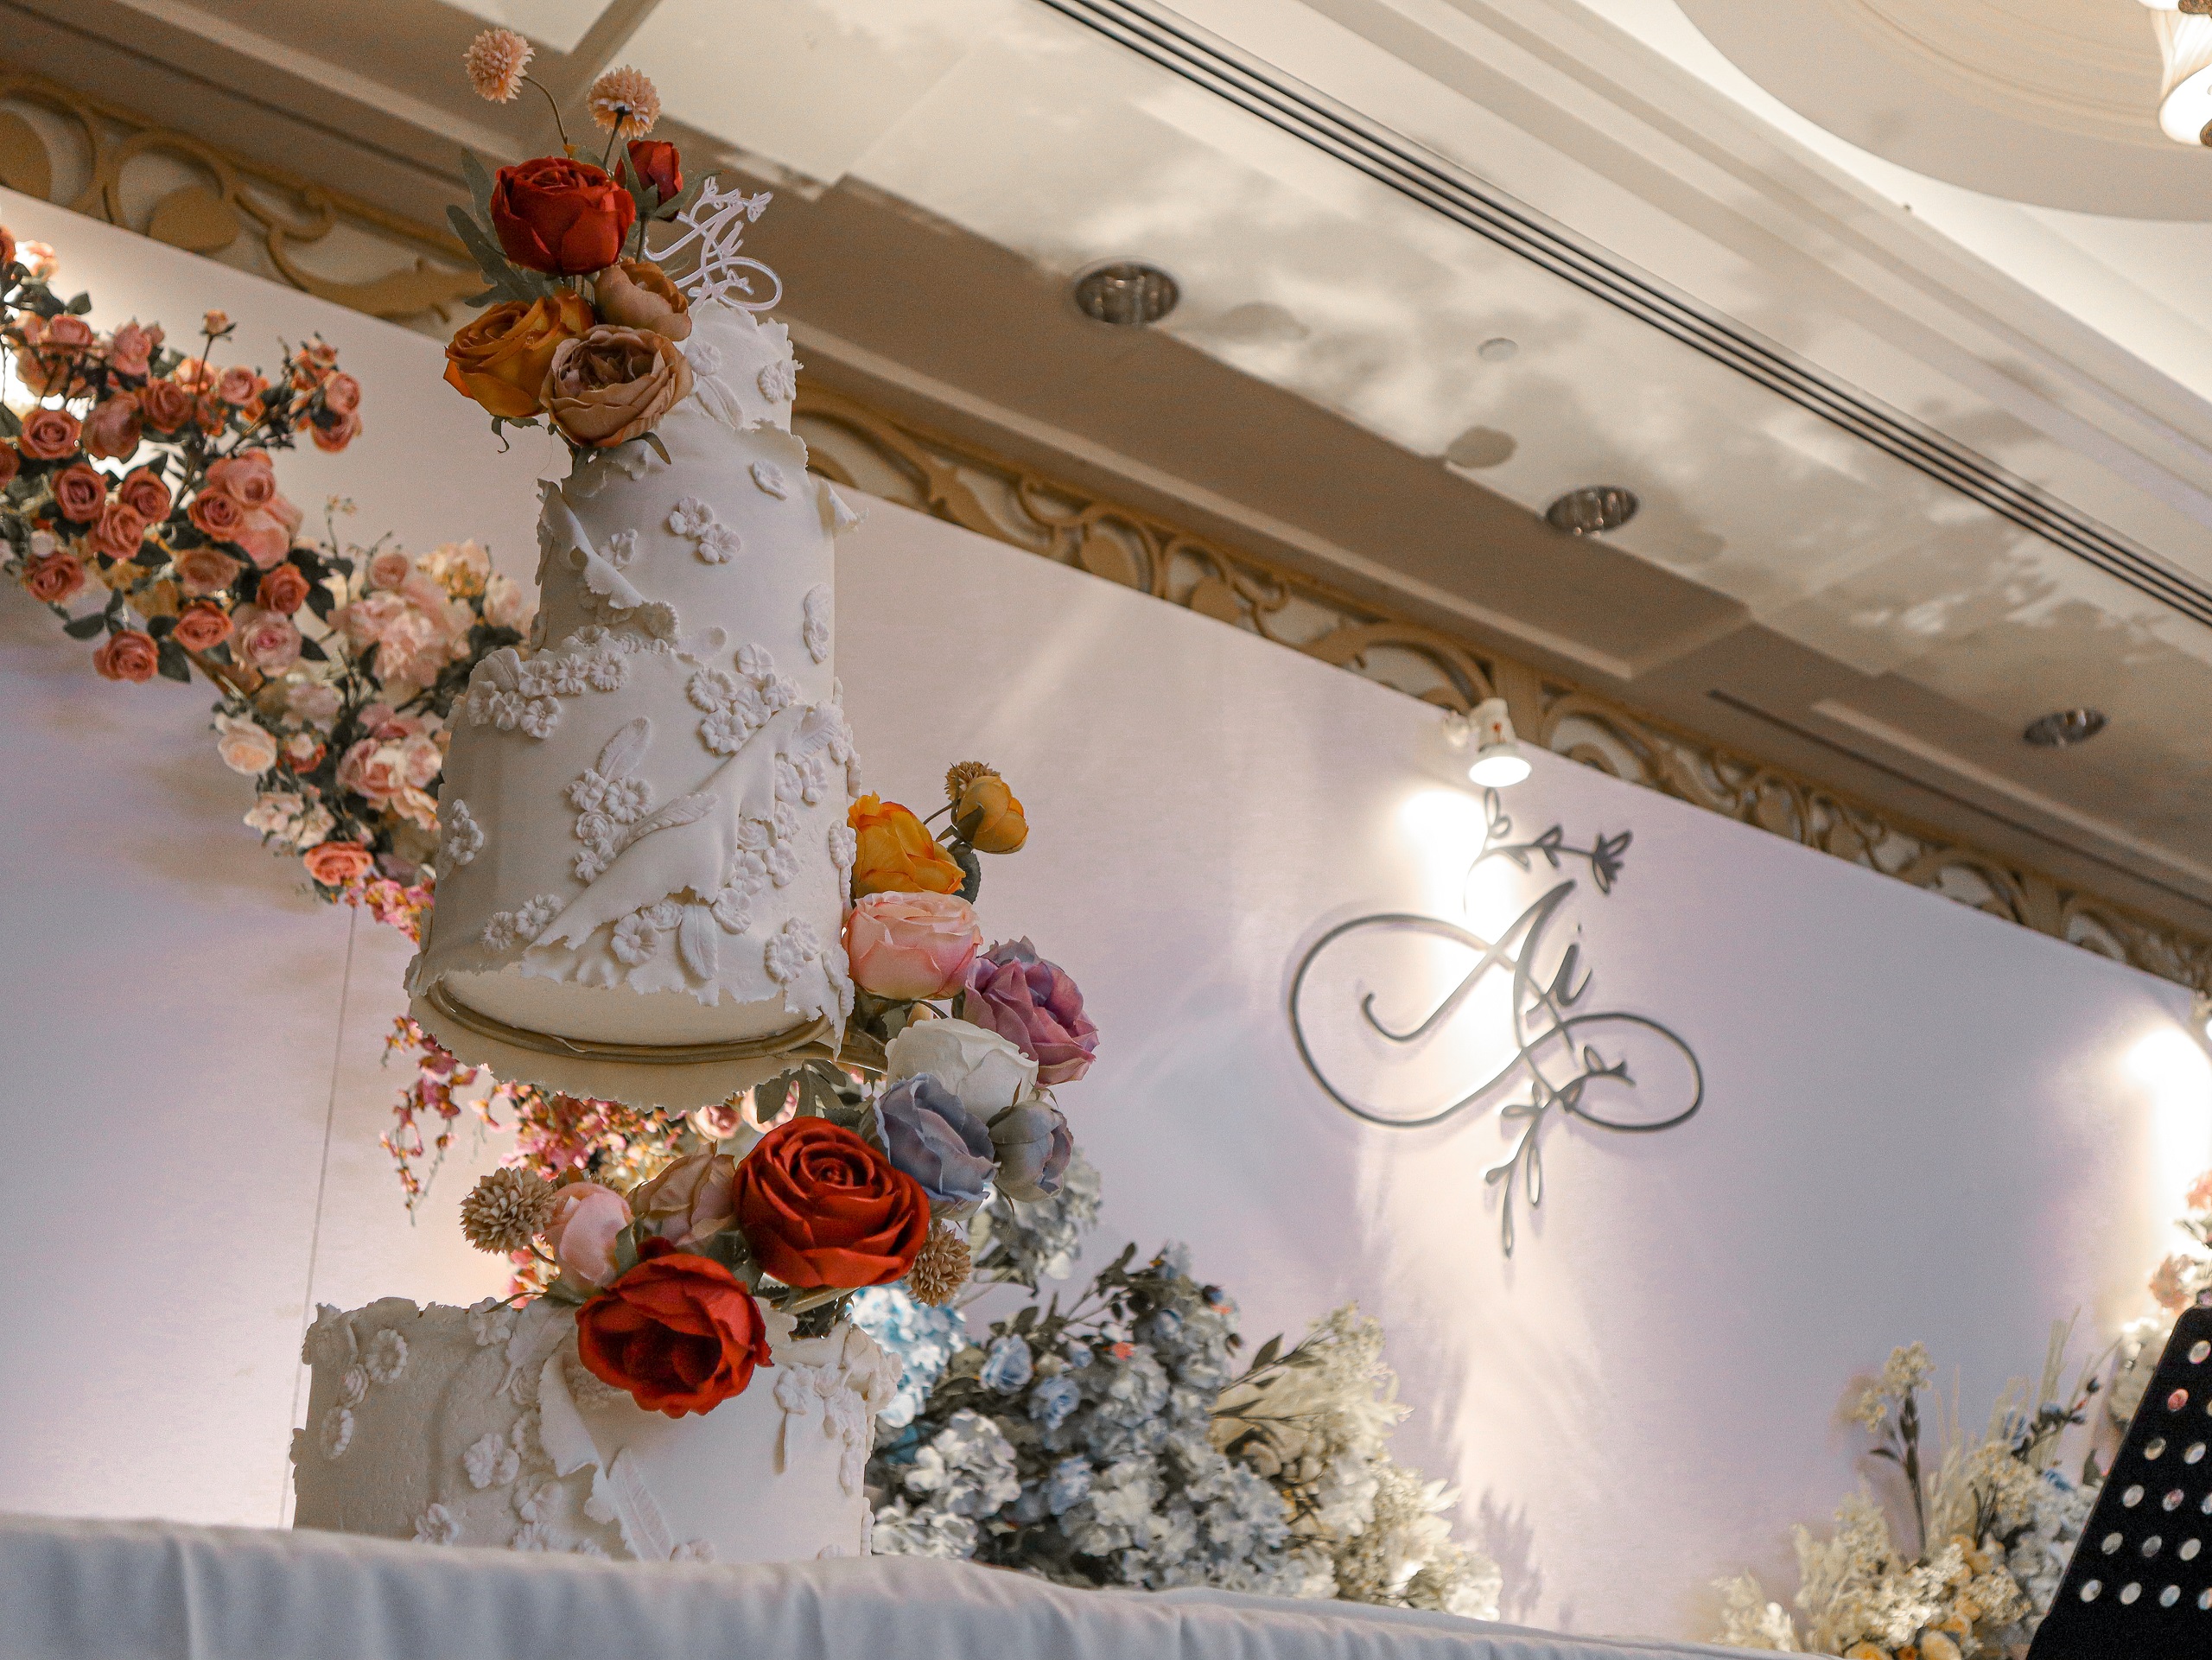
[50,462,106,523]
[175,546,245,598]
[543,324,692,448]
[257,563,311,614]
[86,499,147,561]
[83,392,142,461]
[311,410,359,453]
[138,379,197,434]
[116,467,171,524]
[17,405,79,461]
[442,292,594,420]
[170,602,232,652]
[92,628,158,684]
[188,487,247,542]
[849,793,965,897]
[952,771,1028,855]
[321,372,361,416]
[302,842,374,886]
[22,550,84,604]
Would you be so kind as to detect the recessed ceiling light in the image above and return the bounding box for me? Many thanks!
[1072,261,1179,327]
[1478,337,1517,362]
[1443,426,1516,469]
[2023,708,2107,748]
[1545,487,1637,535]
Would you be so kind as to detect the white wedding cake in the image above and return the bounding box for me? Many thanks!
[290,1297,895,1561]
[407,298,863,1109]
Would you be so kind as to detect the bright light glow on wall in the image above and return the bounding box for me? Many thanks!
[2132,1027,2212,1224]
[1397,786,1487,914]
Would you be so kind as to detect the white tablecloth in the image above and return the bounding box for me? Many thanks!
[0,1515,1749,1660]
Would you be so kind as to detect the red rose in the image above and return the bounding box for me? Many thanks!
[138,379,196,434]
[86,499,147,561]
[22,550,84,604]
[92,628,158,684]
[257,563,311,614]
[83,393,142,462]
[311,409,360,453]
[188,487,247,541]
[0,442,17,489]
[628,139,681,202]
[575,1245,772,1418]
[116,467,171,524]
[50,461,106,523]
[17,405,79,461]
[170,601,232,652]
[491,156,635,277]
[302,841,374,886]
[734,1119,929,1289]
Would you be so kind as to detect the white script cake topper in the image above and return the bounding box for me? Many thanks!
[1288,789,1704,1255]
[658,180,781,312]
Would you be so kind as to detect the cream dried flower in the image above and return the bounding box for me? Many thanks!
[588,67,660,137]
[906,1222,972,1307]
[944,760,998,803]
[464,28,533,103]
[460,1167,556,1253]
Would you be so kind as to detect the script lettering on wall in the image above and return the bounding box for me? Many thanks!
[1288,792,1703,1254]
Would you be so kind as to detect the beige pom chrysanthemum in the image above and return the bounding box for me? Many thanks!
[463,28,534,104]
[588,67,660,137]
[944,760,998,803]
[906,1223,972,1307]
[460,1167,556,1254]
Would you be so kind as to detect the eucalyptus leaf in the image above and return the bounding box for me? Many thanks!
[460,150,499,225]
[297,634,327,663]
[60,610,106,639]
[155,638,191,682]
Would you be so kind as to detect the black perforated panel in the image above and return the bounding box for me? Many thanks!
[2030,1307,2212,1658]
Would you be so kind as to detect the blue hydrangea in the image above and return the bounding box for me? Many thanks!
[981,1333,1034,1394]
[1028,1373,1080,1431]
[847,1286,966,1429]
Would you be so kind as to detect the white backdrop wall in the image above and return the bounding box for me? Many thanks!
[1,194,2206,1642]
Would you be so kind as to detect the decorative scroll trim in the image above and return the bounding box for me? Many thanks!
[793,385,2212,997]
[0,67,479,321]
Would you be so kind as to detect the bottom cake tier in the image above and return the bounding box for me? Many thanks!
[290,1296,894,1563]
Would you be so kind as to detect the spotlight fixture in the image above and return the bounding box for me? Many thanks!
[1545,487,1637,536]
[1452,696,1532,788]
[2022,708,2107,748]
[1072,261,1179,327]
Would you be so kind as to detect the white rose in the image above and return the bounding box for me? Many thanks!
[287,680,342,725]
[881,1018,1036,1118]
[215,714,279,776]
[484,573,531,631]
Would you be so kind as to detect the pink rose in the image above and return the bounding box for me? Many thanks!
[845,890,984,1001]
[106,321,160,379]
[631,1152,738,1248]
[85,499,147,562]
[483,572,530,630]
[546,1181,632,1289]
[366,549,413,590]
[234,506,293,569]
[400,733,442,788]
[962,938,1099,1086]
[312,409,361,453]
[215,365,264,406]
[231,603,301,672]
[203,451,276,508]
[267,492,302,538]
[82,393,142,462]
[336,738,406,804]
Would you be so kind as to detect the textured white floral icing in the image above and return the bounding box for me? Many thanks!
[290,1297,889,1563]
[407,300,858,1073]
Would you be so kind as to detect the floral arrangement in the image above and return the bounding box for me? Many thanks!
[442,30,705,449]
[1712,1335,2111,1657]
[450,747,1103,1415]
[858,1232,1500,1615]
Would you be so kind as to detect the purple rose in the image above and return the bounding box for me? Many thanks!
[873,1072,995,1206]
[989,1102,1073,1202]
[962,938,1098,1086]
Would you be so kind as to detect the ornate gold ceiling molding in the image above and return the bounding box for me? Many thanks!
[0,67,477,323]
[795,386,2212,998]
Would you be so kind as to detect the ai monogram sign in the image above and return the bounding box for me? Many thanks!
[1288,791,1704,1254]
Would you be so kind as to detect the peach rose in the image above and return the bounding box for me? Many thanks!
[137,379,197,433]
[234,506,293,570]
[175,545,245,598]
[321,372,361,416]
[543,325,692,448]
[443,292,594,420]
[845,890,984,1001]
[92,628,158,684]
[335,737,405,804]
[287,681,341,724]
[106,321,160,379]
[231,603,301,672]
[216,366,264,406]
[21,550,84,604]
[83,393,142,462]
[188,486,247,541]
[282,732,324,771]
[302,841,374,887]
[204,451,276,508]
[631,1152,738,1249]
[17,405,79,461]
[116,467,172,524]
[592,260,691,341]
[311,410,359,453]
[214,713,276,774]
[172,357,214,395]
[546,1181,632,1289]
[483,572,529,630]
[19,314,94,396]
[171,602,232,652]
[366,549,412,590]
[257,563,311,614]
[86,499,147,561]
[49,462,106,523]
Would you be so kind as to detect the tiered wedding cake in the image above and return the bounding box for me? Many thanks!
[405,292,861,1111]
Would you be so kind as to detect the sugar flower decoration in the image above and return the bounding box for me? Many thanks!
[588,67,660,138]
[463,28,534,104]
